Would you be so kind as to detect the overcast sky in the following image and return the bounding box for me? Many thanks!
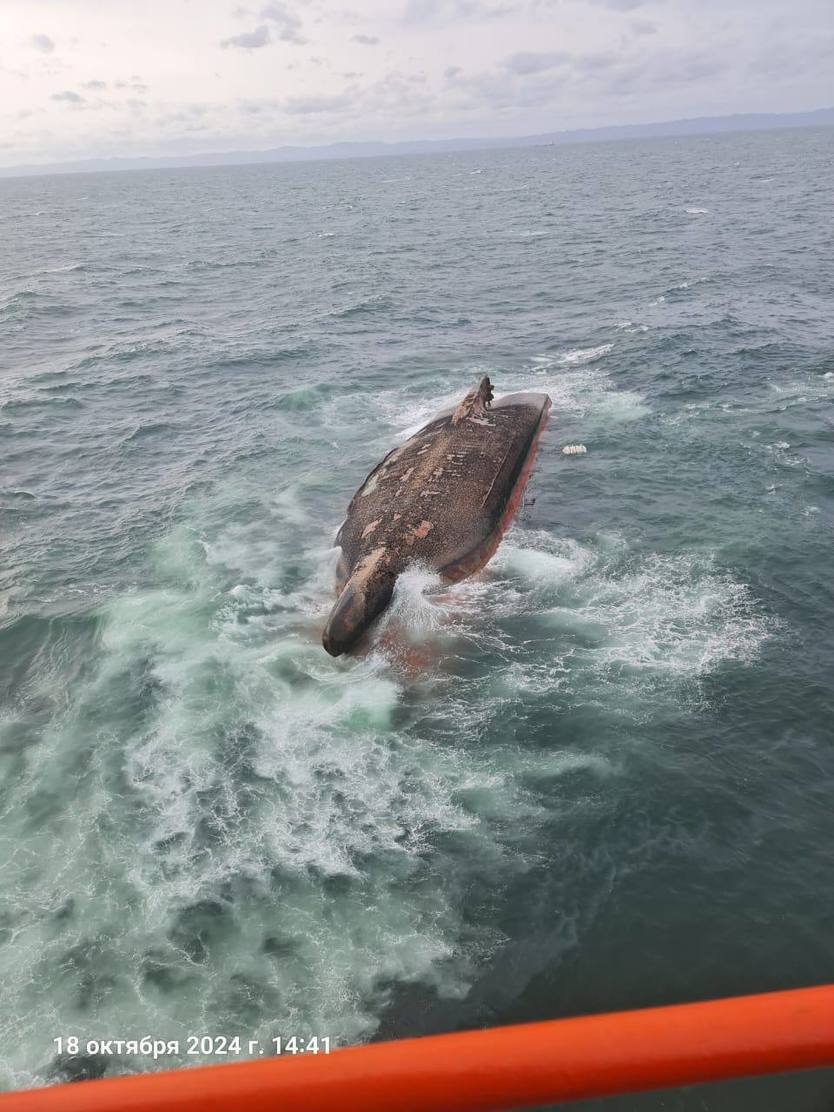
[1,0,832,167]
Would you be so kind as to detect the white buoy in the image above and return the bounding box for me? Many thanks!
[562,444,587,455]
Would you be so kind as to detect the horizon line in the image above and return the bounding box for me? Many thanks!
[2,103,832,180]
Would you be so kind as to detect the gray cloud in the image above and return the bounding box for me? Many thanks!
[577,47,726,98]
[504,51,570,75]
[222,3,306,48]
[157,103,217,126]
[404,0,519,22]
[403,0,437,19]
[221,24,272,49]
[347,71,435,121]
[4,0,834,172]
[588,0,646,8]
[284,92,355,114]
[31,33,55,54]
[578,52,618,72]
[749,34,834,80]
[444,38,739,120]
[260,2,306,43]
[645,49,725,87]
[456,0,519,14]
[237,97,279,114]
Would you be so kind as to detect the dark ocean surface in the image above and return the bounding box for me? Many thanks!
[1,127,833,1108]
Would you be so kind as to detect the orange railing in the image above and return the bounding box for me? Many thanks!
[2,984,833,1111]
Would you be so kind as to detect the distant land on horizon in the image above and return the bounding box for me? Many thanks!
[3,105,833,179]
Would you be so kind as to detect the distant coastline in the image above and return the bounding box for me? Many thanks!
[2,105,832,180]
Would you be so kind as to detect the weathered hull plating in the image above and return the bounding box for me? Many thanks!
[323,378,551,656]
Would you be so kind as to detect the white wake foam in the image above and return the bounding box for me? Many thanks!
[558,343,613,365]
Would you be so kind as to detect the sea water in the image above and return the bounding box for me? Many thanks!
[1,127,833,1108]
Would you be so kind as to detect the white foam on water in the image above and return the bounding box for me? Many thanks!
[494,535,594,592]
[558,343,613,365]
[364,529,778,750]
[375,380,485,440]
[370,341,648,443]
[383,351,645,429]
[768,375,834,410]
[0,518,545,1085]
[526,364,649,424]
[524,750,617,781]
[460,530,774,695]
[496,657,574,697]
[665,276,708,296]
[370,564,449,652]
[561,550,773,680]
[0,486,776,1089]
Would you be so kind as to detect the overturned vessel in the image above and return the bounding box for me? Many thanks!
[322,377,551,656]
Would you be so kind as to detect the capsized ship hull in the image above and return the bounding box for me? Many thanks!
[323,377,551,656]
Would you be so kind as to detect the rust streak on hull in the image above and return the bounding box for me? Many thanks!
[439,398,550,582]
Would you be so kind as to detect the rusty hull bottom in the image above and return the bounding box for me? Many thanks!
[438,398,551,583]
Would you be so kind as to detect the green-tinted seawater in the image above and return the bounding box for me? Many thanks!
[1,128,833,1107]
